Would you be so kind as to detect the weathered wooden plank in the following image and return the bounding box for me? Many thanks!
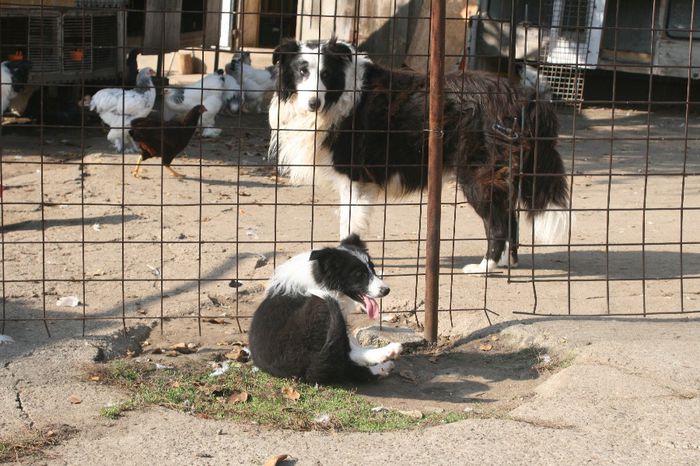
[143,0,183,53]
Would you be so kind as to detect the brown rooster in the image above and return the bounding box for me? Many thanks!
[129,103,206,178]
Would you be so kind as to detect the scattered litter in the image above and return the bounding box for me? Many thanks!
[229,280,243,288]
[209,361,231,377]
[370,406,388,413]
[313,414,331,426]
[245,228,259,239]
[490,335,499,342]
[89,375,101,382]
[67,394,82,404]
[155,363,174,370]
[281,386,301,401]
[92,223,101,232]
[146,265,161,278]
[263,454,289,466]
[251,366,260,373]
[0,335,15,344]
[56,296,80,307]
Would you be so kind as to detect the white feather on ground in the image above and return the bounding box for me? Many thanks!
[89,67,156,152]
[229,53,275,113]
[164,72,241,138]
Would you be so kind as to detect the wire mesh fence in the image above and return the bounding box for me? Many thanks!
[1,0,699,346]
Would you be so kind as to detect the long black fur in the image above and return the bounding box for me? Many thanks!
[273,39,569,265]
[249,294,375,384]
[249,235,383,384]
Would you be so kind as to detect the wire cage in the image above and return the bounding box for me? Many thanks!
[1,0,699,348]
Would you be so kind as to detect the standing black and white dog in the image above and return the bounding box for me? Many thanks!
[248,235,402,384]
[268,38,570,274]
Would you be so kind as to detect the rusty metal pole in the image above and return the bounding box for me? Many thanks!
[424,0,446,343]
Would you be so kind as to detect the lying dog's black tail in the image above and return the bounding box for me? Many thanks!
[304,298,376,383]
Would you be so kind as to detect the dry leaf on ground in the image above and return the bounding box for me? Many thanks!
[67,394,82,404]
[228,390,249,404]
[224,346,250,362]
[479,343,493,352]
[281,387,300,401]
[263,454,289,466]
[204,318,227,325]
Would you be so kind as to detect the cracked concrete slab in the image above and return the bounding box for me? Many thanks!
[1,318,699,465]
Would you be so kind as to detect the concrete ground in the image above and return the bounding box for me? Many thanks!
[1,317,699,465]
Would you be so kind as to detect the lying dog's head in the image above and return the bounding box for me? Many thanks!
[272,37,366,114]
[309,234,389,319]
[267,234,389,319]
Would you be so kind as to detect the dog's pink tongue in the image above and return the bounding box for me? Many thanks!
[363,296,379,320]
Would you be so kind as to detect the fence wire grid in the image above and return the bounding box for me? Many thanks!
[1,0,699,345]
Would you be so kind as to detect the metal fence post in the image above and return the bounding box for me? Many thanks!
[424,0,446,343]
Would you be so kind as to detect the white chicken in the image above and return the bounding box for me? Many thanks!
[163,70,242,138]
[1,60,32,115]
[228,52,275,113]
[88,67,156,152]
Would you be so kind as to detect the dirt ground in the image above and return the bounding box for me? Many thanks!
[1,103,699,336]
[2,79,700,463]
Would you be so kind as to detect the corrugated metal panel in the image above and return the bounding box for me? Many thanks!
[63,15,93,71]
[28,13,61,73]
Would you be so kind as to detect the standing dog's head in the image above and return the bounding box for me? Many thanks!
[272,37,367,115]
[267,234,390,319]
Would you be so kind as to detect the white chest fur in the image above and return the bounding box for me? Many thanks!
[268,95,336,186]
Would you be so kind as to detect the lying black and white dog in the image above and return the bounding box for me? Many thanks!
[248,235,402,384]
[268,37,570,274]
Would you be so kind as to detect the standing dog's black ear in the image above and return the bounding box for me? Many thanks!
[340,234,367,252]
[309,248,332,262]
[272,38,300,66]
[323,37,353,63]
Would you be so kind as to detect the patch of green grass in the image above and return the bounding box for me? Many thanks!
[94,360,468,432]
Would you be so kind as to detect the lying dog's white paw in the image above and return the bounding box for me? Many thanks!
[0,335,15,345]
[462,258,498,275]
[369,360,395,377]
[383,342,403,360]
